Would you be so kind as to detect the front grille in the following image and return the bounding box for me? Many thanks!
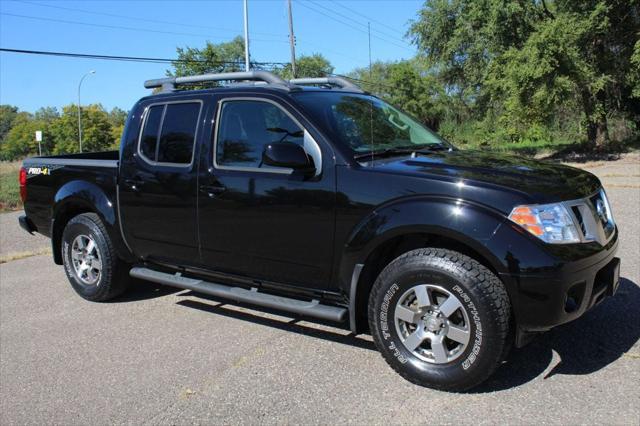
[564,189,615,245]
[571,206,587,236]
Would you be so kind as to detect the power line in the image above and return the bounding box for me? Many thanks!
[295,1,413,52]
[0,12,289,44]
[1,4,381,71]
[0,48,403,91]
[329,0,409,38]
[304,0,410,46]
[295,0,406,51]
[15,0,286,38]
[0,48,288,67]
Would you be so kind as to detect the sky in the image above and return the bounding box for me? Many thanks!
[0,0,422,112]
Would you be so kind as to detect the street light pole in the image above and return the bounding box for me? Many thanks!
[77,70,95,153]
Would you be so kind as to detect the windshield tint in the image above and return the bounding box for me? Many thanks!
[293,92,450,154]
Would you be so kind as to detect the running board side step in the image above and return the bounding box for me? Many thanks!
[129,267,347,323]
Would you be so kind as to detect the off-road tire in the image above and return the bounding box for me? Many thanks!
[369,248,510,391]
[61,213,131,301]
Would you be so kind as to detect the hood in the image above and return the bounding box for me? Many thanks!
[370,150,601,203]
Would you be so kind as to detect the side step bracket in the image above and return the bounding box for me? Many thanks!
[130,267,347,323]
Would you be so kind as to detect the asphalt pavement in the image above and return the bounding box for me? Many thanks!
[1,157,639,425]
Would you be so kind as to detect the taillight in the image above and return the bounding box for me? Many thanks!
[19,167,27,203]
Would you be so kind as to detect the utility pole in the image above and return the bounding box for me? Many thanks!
[367,22,372,80]
[243,0,250,71]
[287,0,296,78]
[368,22,374,166]
[77,70,95,153]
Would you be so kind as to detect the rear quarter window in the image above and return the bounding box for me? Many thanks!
[139,105,163,160]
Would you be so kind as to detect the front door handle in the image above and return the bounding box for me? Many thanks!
[199,184,226,198]
[123,177,144,192]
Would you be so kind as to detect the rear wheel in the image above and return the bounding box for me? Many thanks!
[62,213,131,301]
[369,248,510,391]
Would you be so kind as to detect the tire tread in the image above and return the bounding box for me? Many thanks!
[63,213,130,301]
[368,248,510,391]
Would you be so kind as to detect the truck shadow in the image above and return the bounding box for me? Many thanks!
[474,277,640,393]
[126,277,639,391]
[175,293,378,352]
[110,278,181,302]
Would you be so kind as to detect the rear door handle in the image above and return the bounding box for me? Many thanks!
[199,184,226,198]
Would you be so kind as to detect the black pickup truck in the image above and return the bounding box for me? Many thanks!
[19,71,620,391]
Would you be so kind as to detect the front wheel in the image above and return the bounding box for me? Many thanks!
[62,213,131,302]
[369,248,510,391]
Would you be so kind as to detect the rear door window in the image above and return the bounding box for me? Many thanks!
[139,101,202,165]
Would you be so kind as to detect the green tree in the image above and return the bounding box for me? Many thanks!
[50,104,113,154]
[110,124,125,149]
[0,105,19,144]
[34,106,59,123]
[168,41,335,85]
[108,107,128,148]
[170,36,246,79]
[628,39,640,125]
[276,53,334,79]
[409,0,640,146]
[0,112,51,160]
[108,107,128,127]
[349,60,446,129]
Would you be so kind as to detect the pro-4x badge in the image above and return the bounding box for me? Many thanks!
[27,166,60,176]
[27,166,52,176]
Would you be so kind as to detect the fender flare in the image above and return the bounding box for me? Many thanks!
[338,196,510,333]
[50,180,131,264]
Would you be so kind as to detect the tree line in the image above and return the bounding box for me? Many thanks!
[0,104,126,161]
[1,1,638,161]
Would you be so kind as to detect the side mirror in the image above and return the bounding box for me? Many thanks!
[262,142,315,175]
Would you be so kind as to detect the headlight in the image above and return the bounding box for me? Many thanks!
[508,203,580,244]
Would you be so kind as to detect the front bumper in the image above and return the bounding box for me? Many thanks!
[497,227,620,347]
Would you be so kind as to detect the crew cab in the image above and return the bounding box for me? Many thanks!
[18,71,620,391]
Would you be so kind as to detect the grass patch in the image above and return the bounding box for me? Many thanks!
[0,161,22,212]
[0,246,51,264]
[456,136,640,161]
[455,137,579,157]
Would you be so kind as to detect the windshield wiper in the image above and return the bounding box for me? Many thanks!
[353,147,415,160]
[412,143,453,152]
[353,143,452,161]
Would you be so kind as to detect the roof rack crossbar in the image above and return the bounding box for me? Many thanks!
[144,71,290,91]
[289,77,363,92]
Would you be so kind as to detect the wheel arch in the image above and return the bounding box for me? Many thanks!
[51,181,132,265]
[340,197,511,334]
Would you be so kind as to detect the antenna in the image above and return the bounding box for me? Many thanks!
[287,0,296,78]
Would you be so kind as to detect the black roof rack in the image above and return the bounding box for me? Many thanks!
[144,71,291,92]
[289,77,364,93]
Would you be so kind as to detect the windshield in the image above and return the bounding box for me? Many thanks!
[293,92,451,155]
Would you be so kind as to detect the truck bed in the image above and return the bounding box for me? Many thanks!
[22,150,120,240]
